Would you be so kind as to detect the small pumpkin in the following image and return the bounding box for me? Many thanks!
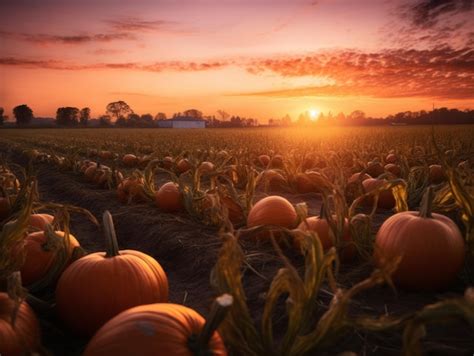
[258,154,270,167]
[366,162,384,178]
[259,170,286,191]
[294,173,318,194]
[247,196,297,230]
[362,178,396,210]
[270,155,284,168]
[162,156,174,170]
[384,163,401,177]
[199,161,214,174]
[84,295,231,356]
[122,154,138,167]
[0,272,41,356]
[374,188,465,290]
[98,151,113,160]
[177,159,191,174]
[385,153,397,163]
[428,164,446,184]
[296,214,356,262]
[0,196,11,220]
[20,228,80,286]
[347,172,371,185]
[155,182,183,213]
[56,211,169,336]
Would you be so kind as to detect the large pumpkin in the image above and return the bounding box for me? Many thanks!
[28,214,54,232]
[374,188,465,290]
[56,211,168,336]
[0,273,41,356]
[296,214,356,262]
[84,302,228,356]
[362,178,396,210]
[155,182,183,213]
[20,229,80,286]
[248,196,297,230]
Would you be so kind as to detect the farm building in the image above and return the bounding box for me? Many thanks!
[157,116,206,129]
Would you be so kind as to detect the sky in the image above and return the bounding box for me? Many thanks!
[1,0,473,121]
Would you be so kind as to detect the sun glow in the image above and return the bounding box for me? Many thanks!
[309,109,319,120]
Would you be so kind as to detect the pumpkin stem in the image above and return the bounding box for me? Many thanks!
[318,202,325,219]
[103,211,120,257]
[419,186,434,218]
[193,294,233,354]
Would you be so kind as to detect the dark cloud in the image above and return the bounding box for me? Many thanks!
[407,0,472,28]
[0,31,135,45]
[105,17,171,32]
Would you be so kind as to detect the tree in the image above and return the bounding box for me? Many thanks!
[217,110,230,121]
[106,101,133,123]
[13,104,33,125]
[127,113,140,127]
[80,107,91,126]
[348,110,366,121]
[154,112,167,121]
[140,114,154,127]
[183,109,203,119]
[99,115,112,127]
[0,107,4,126]
[56,107,80,126]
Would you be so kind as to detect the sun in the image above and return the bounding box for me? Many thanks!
[309,109,319,120]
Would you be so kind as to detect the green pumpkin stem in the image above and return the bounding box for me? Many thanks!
[197,294,233,353]
[419,186,434,218]
[103,211,120,257]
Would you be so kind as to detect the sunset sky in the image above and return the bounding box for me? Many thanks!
[1,0,473,121]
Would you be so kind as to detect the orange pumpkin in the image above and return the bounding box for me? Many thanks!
[294,173,318,193]
[98,151,113,160]
[347,172,371,185]
[0,197,11,220]
[366,162,384,178]
[259,170,286,191]
[20,230,80,286]
[384,163,401,177]
[117,177,147,204]
[296,215,356,261]
[84,303,227,356]
[56,212,169,336]
[374,188,465,290]
[362,178,396,210]
[270,155,284,168]
[155,182,183,213]
[122,154,138,167]
[258,154,270,167]
[385,153,397,163]
[0,275,41,356]
[248,196,297,230]
[199,161,215,174]
[177,159,191,174]
[429,164,446,184]
[162,156,174,170]
[28,214,54,232]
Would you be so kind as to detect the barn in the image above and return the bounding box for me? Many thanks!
[157,116,206,129]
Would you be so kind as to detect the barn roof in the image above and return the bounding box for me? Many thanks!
[166,116,205,122]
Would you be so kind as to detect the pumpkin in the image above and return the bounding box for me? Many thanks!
[199,161,214,174]
[123,154,138,167]
[0,273,41,356]
[385,153,397,163]
[247,196,297,230]
[294,173,318,193]
[117,177,147,204]
[98,151,113,160]
[270,155,284,168]
[362,178,396,209]
[95,167,123,188]
[258,154,270,167]
[217,150,229,160]
[56,211,169,336]
[20,229,80,286]
[295,213,356,262]
[84,163,100,182]
[162,156,174,170]
[28,214,54,232]
[374,188,465,290]
[84,296,231,356]
[155,182,183,213]
[429,164,446,184]
[384,163,401,177]
[366,162,384,178]
[259,170,286,191]
[177,159,191,174]
[347,172,371,184]
[0,197,11,220]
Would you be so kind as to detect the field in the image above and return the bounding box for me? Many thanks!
[0,126,473,355]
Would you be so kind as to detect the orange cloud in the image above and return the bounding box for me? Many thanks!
[0,30,135,45]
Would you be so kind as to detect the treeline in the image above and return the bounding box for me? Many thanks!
[1,102,474,128]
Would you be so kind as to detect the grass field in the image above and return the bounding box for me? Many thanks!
[0,125,473,355]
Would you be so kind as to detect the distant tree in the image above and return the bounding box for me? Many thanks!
[348,110,366,121]
[80,107,91,126]
[281,114,292,126]
[183,109,203,119]
[13,104,34,125]
[99,115,112,127]
[0,107,4,126]
[115,116,127,127]
[106,101,133,123]
[140,114,154,127]
[127,113,140,127]
[335,112,346,122]
[217,110,230,121]
[56,107,80,126]
[154,112,167,121]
